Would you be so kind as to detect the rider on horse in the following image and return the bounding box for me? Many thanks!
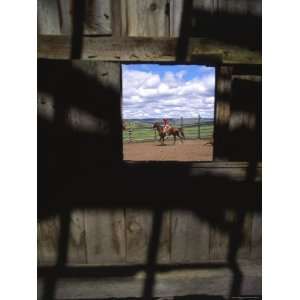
[163,118,171,134]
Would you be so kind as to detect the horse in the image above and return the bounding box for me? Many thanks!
[152,122,185,145]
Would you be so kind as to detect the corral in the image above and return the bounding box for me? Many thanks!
[123,120,214,143]
[37,1,262,300]
[123,139,213,161]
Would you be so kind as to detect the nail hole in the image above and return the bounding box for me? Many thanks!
[150,3,157,11]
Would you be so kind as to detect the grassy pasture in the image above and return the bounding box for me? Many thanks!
[123,123,214,142]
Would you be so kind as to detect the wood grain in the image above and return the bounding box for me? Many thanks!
[38,0,61,34]
[125,0,169,37]
[38,0,112,35]
[209,225,229,260]
[85,209,126,264]
[84,0,112,35]
[171,210,210,262]
[38,261,261,299]
[126,209,170,263]
[251,213,262,258]
[38,215,60,264]
[38,35,261,64]
[213,66,233,160]
[169,0,184,37]
[37,210,86,264]
[170,0,261,37]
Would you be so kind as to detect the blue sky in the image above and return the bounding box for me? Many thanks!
[122,64,215,119]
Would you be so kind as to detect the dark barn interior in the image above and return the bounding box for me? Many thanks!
[37,1,262,299]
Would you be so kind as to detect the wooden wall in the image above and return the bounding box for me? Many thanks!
[38,208,261,265]
[38,0,112,35]
[37,61,261,267]
[38,0,261,39]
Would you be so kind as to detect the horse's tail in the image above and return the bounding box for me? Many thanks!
[179,127,185,139]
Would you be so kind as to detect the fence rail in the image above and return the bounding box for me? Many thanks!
[123,121,214,143]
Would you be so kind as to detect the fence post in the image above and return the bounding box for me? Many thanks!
[128,127,132,143]
[198,114,201,139]
[180,117,183,128]
[154,129,157,141]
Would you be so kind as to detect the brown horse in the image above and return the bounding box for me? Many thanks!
[153,122,185,145]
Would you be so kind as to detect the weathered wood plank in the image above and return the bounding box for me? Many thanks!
[215,66,232,126]
[38,0,61,34]
[111,0,122,37]
[209,225,229,260]
[38,36,261,64]
[39,0,112,35]
[213,66,233,160]
[58,0,72,34]
[214,0,261,16]
[170,0,219,38]
[38,261,262,299]
[85,209,126,264]
[230,78,261,132]
[126,209,170,263]
[125,0,169,37]
[209,211,254,260]
[169,0,184,37]
[67,210,87,264]
[237,212,253,259]
[192,0,261,16]
[171,210,210,262]
[122,161,262,186]
[37,210,86,265]
[84,0,112,35]
[251,213,262,259]
[38,215,60,264]
[170,0,261,37]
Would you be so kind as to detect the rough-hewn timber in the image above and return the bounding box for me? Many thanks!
[38,260,261,299]
[38,35,261,64]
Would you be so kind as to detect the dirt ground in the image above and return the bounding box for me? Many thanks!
[123,139,213,161]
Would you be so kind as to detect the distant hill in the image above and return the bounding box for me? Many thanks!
[123,118,214,128]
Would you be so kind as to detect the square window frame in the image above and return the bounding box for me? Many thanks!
[119,62,222,165]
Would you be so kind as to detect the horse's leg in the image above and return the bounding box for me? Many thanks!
[176,131,183,143]
[160,134,164,145]
[173,134,176,144]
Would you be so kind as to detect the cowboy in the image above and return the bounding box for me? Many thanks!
[163,118,171,135]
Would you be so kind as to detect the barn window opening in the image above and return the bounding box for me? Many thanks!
[121,64,216,162]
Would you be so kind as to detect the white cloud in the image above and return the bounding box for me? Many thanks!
[122,67,215,119]
[144,74,160,88]
[176,70,187,79]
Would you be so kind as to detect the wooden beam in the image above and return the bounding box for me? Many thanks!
[38,35,261,64]
[214,66,233,160]
[124,161,262,181]
[38,260,261,299]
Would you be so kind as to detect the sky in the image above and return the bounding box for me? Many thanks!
[122,64,215,120]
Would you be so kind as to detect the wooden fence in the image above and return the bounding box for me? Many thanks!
[123,120,214,143]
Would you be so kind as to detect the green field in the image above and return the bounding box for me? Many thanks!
[123,123,214,142]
